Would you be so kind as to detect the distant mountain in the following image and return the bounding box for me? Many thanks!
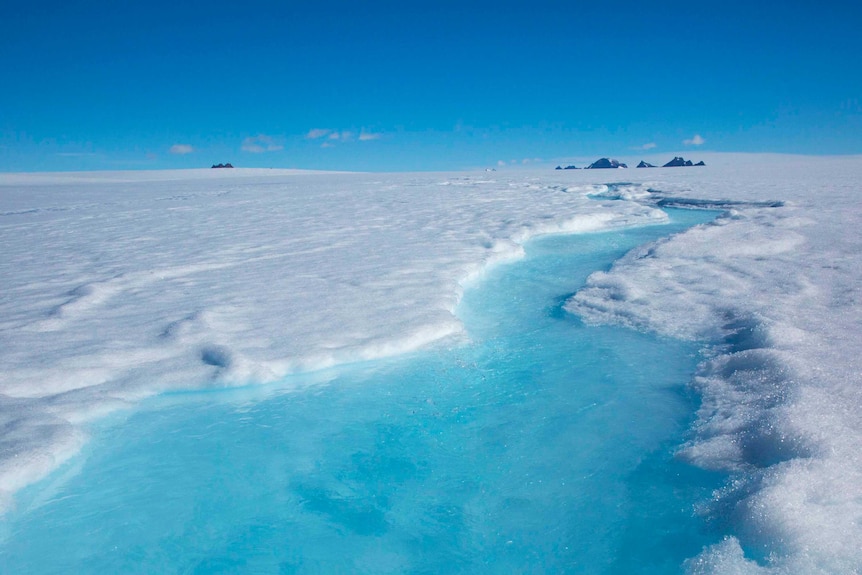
[211,163,234,169]
[585,158,627,169]
[662,157,705,167]
[560,157,705,170]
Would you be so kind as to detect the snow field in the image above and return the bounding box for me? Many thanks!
[0,169,663,510]
[2,155,861,572]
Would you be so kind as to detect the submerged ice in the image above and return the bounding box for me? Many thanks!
[1,155,862,572]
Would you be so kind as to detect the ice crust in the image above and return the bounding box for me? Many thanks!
[2,156,861,572]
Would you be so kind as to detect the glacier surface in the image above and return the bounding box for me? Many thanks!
[1,155,861,572]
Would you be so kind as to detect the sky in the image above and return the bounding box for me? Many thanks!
[1,0,861,172]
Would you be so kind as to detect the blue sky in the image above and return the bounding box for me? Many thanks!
[2,0,861,172]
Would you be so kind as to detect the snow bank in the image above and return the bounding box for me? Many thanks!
[566,154,862,573]
[0,168,662,509]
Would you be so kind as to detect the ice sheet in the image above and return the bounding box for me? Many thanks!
[2,155,861,572]
[0,168,663,507]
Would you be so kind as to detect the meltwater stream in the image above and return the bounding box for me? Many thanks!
[1,209,724,574]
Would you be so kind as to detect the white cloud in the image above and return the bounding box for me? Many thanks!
[321,142,335,148]
[320,131,354,142]
[169,144,194,155]
[630,142,657,151]
[242,135,283,153]
[310,129,380,144]
[683,134,705,146]
[497,160,506,167]
[306,129,331,140]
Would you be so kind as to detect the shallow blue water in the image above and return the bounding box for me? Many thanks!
[1,209,724,574]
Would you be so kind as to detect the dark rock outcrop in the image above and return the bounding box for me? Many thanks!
[662,157,704,167]
[564,165,579,170]
[555,165,562,170]
[636,161,656,168]
[585,158,627,169]
[211,163,234,169]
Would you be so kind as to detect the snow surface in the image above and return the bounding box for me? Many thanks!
[566,154,862,574]
[1,156,861,572]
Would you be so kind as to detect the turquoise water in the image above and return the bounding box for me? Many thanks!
[1,209,724,574]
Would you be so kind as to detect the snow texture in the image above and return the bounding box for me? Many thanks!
[2,155,861,572]
[0,168,663,506]
[566,154,862,574]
